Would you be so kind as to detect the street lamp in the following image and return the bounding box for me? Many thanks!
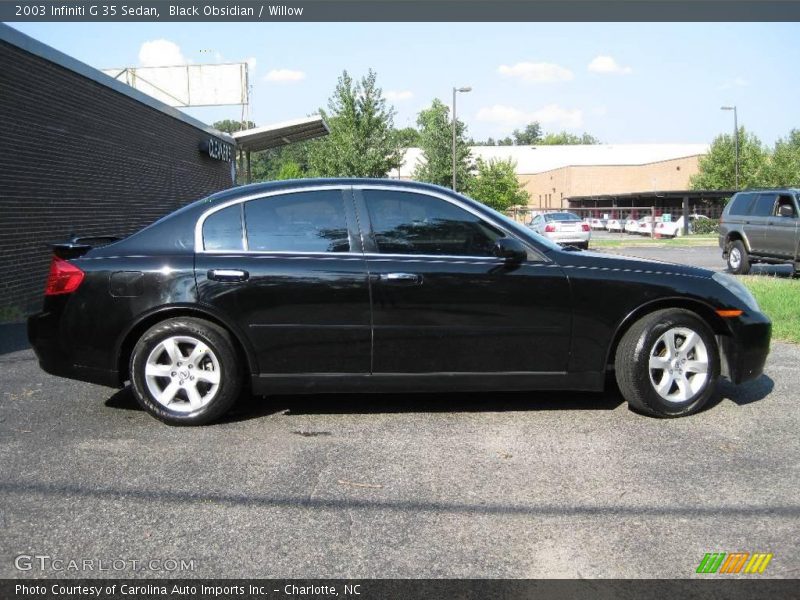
[721,105,739,189]
[452,86,472,191]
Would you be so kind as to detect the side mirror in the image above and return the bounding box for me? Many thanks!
[779,204,796,218]
[493,238,527,265]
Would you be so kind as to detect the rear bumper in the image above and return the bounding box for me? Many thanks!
[28,311,120,388]
[719,312,772,385]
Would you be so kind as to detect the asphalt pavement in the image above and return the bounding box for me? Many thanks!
[0,243,798,579]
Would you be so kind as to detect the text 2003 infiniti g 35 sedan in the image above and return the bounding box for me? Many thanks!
[29,179,771,425]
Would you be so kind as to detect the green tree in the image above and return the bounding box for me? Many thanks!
[308,69,403,177]
[413,98,474,191]
[512,123,542,145]
[540,131,600,145]
[765,129,800,187]
[467,158,530,212]
[394,126,421,148]
[212,119,256,134]
[274,160,305,180]
[690,127,769,189]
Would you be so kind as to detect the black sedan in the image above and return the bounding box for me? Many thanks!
[28,179,771,425]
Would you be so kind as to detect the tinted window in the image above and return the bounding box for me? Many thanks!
[244,190,350,253]
[727,193,756,216]
[364,190,503,257]
[774,195,796,217]
[751,193,777,217]
[203,204,243,251]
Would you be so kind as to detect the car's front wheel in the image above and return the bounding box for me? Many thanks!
[130,317,241,425]
[615,309,719,417]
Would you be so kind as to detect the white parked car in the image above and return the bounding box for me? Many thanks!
[606,218,624,232]
[654,214,710,238]
[528,211,591,249]
[588,218,607,230]
[637,216,660,236]
[624,218,640,234]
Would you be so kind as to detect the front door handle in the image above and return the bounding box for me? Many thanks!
[380,272,423,286]
[208,269,249,283]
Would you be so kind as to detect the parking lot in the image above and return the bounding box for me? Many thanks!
[1,244,798,579]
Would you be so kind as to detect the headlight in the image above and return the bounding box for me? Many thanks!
[712,272,760,312]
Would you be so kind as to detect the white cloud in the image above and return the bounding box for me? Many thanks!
[587,55,632,75]
[476,104,583,129]
[139,39,187,67]
[718,76,749,90]
[497,61,574,83]
[264,68,306,83]
[385,90,414,102]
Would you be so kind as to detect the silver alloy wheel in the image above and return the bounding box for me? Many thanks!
[144,335,221,413]
[729,247,742,270]
[648,327,710,403]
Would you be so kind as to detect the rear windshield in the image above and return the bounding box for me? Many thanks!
[545,213,581,221]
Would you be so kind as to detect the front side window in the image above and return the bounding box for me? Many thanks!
[244,190,350,253]
[203,204,244,251]
[364,190,503,257]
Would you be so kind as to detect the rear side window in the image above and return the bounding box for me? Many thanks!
[727,193,756,216]
[244,190,351,253]
[751,193,777,217]
[364,189,503,257]
[203,204,243,251]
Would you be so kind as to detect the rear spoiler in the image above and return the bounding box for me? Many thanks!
[50,235,122,259]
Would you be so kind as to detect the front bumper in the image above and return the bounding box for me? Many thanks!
[718,311,772,385]
[28,311,119,388]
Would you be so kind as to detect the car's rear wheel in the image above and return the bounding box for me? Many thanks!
[615,309,719,418]
[727,240,751,274]
[130,317,241,425]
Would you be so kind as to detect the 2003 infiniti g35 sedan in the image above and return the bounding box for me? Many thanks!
[29,179,771,425]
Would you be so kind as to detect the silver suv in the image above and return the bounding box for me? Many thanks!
[719,189,800,275]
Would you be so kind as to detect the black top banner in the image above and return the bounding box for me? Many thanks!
[3,1,800,22]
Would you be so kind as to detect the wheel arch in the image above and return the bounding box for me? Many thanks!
[724,230,750,252]
[605,298,731,368]
[115,305,258,386]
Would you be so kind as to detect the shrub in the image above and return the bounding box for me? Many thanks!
[692,218,719,235]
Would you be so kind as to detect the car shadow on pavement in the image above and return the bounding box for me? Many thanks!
[105,374,773,422]
[224,381,628,421]
[704,374,775,412]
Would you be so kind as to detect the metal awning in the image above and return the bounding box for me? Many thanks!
[232,116,330,153]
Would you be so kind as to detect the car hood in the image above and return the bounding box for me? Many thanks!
[553,249,714,279]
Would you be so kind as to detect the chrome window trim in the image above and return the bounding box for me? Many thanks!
[195,182,547,262]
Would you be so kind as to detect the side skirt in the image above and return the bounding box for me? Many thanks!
[251,371,605,395]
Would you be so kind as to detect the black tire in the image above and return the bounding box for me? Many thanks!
[727,240,751,275]
[130,317,242,425]
[614,309,720,418]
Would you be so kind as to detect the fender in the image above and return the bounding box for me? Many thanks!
[114,302,260,381]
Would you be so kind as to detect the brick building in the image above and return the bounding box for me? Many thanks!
[392,144,709,209]
[0,24,236,320]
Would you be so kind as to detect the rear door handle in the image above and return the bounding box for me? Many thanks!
[380,272,423,286]
[208,269,249,283]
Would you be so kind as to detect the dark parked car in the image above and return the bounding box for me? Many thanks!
[720,189,800,274]
[29,179,771,425]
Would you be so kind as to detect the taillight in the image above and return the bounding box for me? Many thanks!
[581,223,590,232]
[45,256,85,295]
[544,224,557,232]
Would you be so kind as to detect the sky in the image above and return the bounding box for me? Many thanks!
[8,21,800,146]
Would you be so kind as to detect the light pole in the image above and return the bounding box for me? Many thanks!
[452,86,472,191]
[721,105,739,189]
